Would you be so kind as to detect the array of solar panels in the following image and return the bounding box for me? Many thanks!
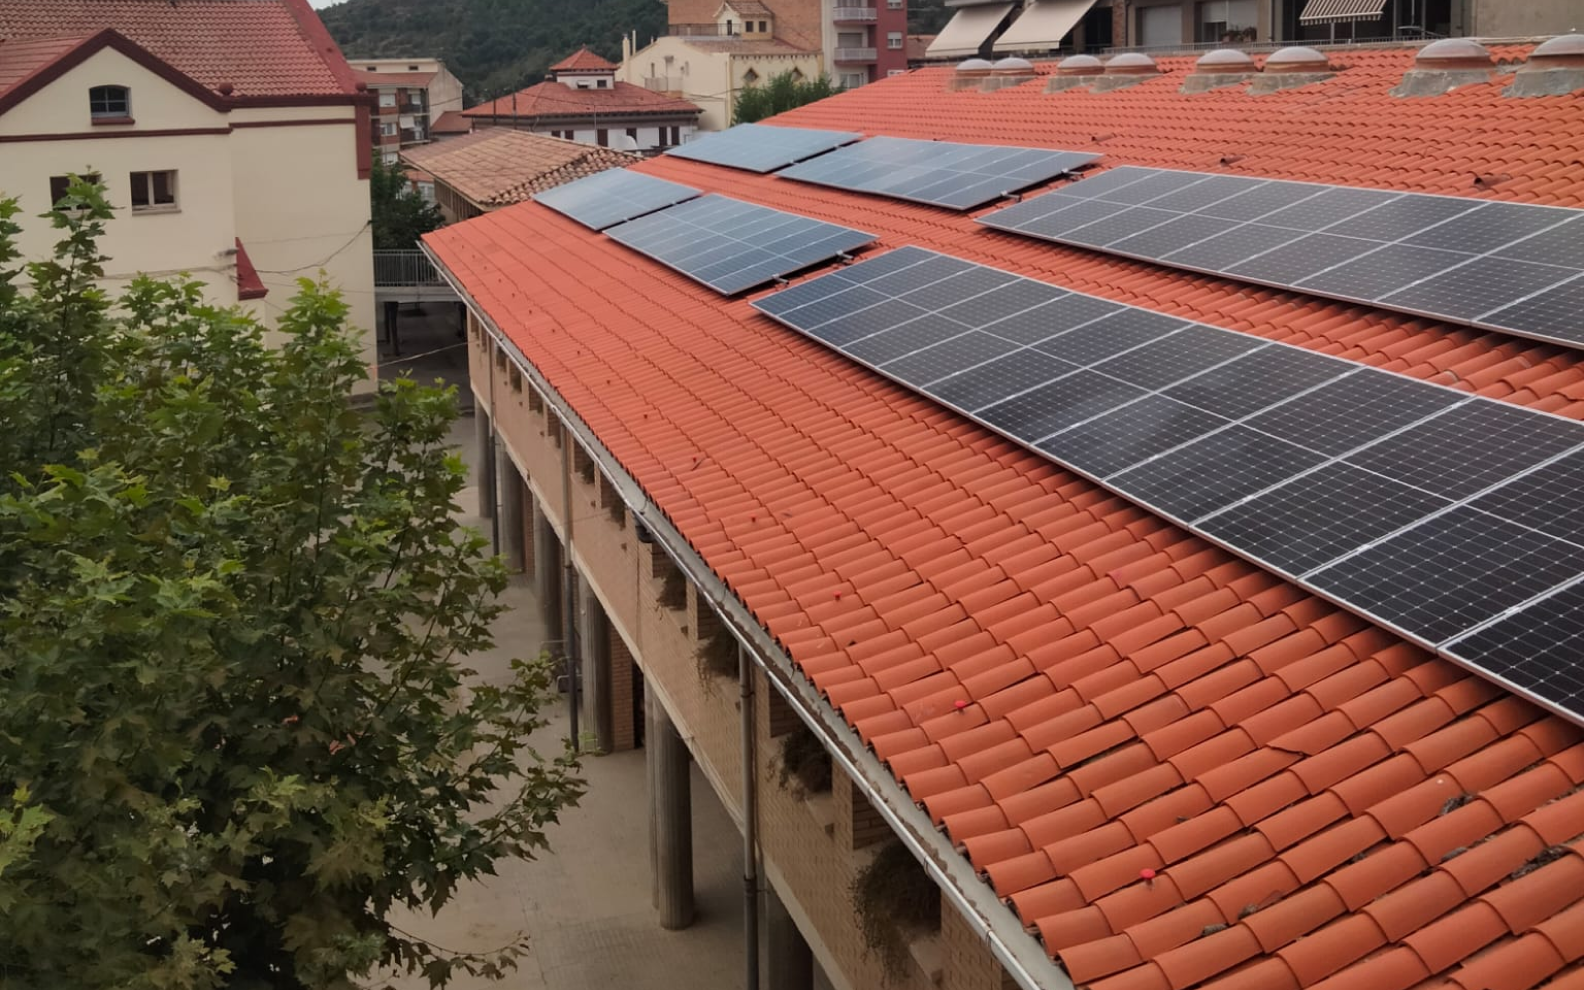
[777,136,1100,211]
[664,123,862,173]
[605,195,876,295]
[754,246,1584,725]
[979,166,1584,351]
[534,170,701,231]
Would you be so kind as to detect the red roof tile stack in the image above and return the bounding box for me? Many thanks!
[427,46,1584,990]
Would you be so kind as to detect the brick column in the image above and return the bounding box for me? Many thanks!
[497,449,525,573]
[578,572,614,753]
[766,881,814,990]
[532,499,563,656]
[474,407,495,519]
[651,699,694,930]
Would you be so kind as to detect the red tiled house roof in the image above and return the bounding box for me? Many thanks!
[426,47,1584,990]
[0,35,90,97]
[550,46,618,73]
[461,79,702,121]
[401,129,637,208]
[0,0,359,101]
[431,109,472,135]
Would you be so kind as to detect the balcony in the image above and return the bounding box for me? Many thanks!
[644,76,686,92]
[833,46,878,62]
[832,5,877,22]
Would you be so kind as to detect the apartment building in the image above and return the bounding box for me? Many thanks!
[425,36,1584,990]
[465,49,701,153]
[622,0,910,132]
[354,57,465,162]
[0,0,376,385]
[927,0,1584,61]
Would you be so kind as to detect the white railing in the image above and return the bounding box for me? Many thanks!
[373,250,442,287]
[833,5,878,21]
[834,46,878,62]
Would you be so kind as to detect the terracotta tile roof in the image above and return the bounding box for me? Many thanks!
[550,46,618,73]
[461,79,702,120]
[0,0,357,99]
[0,34,89,98]
[907,34,937,61]
[401,129,637,208]
[353,69,435,88]
[431,109,472,135]
[724,0,775,17]
[427,49,1584,990]
[668,0,721,24]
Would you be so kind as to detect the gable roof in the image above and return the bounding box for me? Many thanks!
[460,79,701,121]
[401,128,637,208]
[431,109,472,135]
[427,46,1584,990]
[550,46,617,73]
[0,0,359,102]
[0,28,232,117]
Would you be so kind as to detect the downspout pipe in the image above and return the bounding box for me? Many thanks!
[740,643,760,990]
[425,250,1074,990]
[563,423,580,752]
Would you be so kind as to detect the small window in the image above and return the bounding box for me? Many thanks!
[379,92,396,107]
[381,121,398,136]
[49,172,100,207]
[366,65,379,71]
[89,85,130,120]
[129,170,177,212]
[596,129,608,147]
[626,127,638,141]
[726,18,734,34]
[888,0,902,7]
[743,68,759,84]
[596,78,608,88]
[887,31,904,48]
[758,20,767,31]
[406,64,420,71]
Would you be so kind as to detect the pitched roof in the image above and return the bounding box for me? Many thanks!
[401,128,637,208]
[353,69,435,88]
[0,34,90,99]
[461,79,702,120]
[907,34,936,61]
[234,238,267,301]
[427,47,1584,990]
[551,46,617,73]
[0,0,358,100]
[722,0,775,17]
[431,109,472,134]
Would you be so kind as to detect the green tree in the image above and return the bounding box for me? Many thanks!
[732,71,842,126]
[0,177,582,989]
[370,158,444,249]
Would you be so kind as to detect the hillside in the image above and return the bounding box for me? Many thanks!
[908,0,953,35]
[318,0,667,101]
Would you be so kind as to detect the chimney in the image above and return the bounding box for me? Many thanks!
[948,57,994,92]
[1181,48,1257,93]
[1392,38,1498,97]
[1092,52,1161,92]
[981,56,1037,91]
[1046,53,1104,92]
[1505,34,1584,97]
[1249,45,1334,94]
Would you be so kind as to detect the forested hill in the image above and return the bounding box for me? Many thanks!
[318,0,667,101]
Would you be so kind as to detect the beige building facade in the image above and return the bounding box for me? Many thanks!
[0,10,376,387]
[619,32,826,132]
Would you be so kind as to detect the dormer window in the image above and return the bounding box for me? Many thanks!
[89,85,130,121]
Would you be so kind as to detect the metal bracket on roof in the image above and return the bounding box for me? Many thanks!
[771,276,790,289]
[1003,191,1023,204]
[834,252,855,264]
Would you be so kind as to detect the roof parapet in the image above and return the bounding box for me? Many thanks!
[1505,34,1584,97]
[1392,37,1499,97]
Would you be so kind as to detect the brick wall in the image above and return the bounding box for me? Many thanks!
[471,327,1008,990]
[941,902,1019,990]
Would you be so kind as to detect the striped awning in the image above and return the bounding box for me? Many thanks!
[926,2,1015,59]
[993,0,1099,53]
[1298,0,1388,24]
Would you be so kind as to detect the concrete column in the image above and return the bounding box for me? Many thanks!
[646,694,660,910]
[651,701,693,930]
[474,407,495,520]
[766,883,814,990]
[532,500,563,655]
[578,573,614,753]
[497,449,525,573]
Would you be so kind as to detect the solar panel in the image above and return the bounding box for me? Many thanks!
[978,166,1584,351]
[778,136,1100,211]
[603,194,876,296]
[664,123,862,173]
[752,246,1584,726]
[533,169,700,231]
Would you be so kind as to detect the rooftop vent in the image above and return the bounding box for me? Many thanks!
[982,56,1037,91]
[949,57,995,92]
[1182,48,1256,93]
[1046,53,1104,92]
[1249,45,1335,94]
[1093,52,1161,92]
[1506,34,1584,97]
[1393,38,1498,97]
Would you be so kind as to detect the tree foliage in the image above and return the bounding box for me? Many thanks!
[732,71,842,126]
[319,0,666,102]
[908,0,954,34]
[370,158,444,250]
[0,178,583,989]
